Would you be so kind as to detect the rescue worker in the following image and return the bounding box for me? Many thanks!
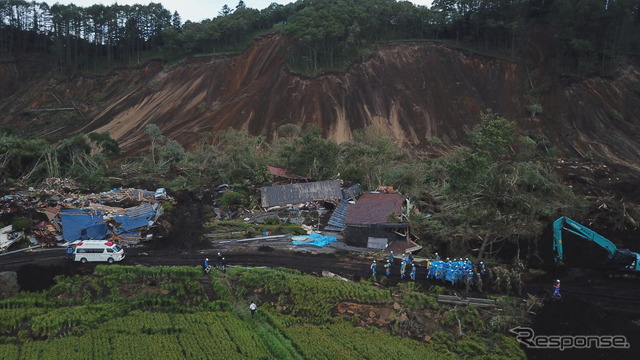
[410,264,417,281]
[203,258,211,273]
[407,252,414,265]
[425,259,431,278]
[435,252,441,260]
[249,301,257,316]
[66,245,74,260]
[465,270,474,292]
[388,251,394,263]
[371,260,377,276]
[385,260,391,277]
[475,272,483,293]
[552,279,561,298]
[217,252,223,268]
[218,257,227,273]
[400,261,407,279]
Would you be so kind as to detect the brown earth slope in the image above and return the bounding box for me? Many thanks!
[1,34,640,171]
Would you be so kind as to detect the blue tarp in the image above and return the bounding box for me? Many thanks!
[114,203,156,232]
[59,208,108,240]
[59,204,157,241]
[292,232,337,247]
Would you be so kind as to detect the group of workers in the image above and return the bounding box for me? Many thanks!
[371,251,486,286]
[203,252,227,273]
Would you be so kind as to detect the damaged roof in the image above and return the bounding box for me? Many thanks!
[260,180,342,207]
[345,192,405,225]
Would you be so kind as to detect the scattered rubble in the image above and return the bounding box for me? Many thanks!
[0,178,170,251]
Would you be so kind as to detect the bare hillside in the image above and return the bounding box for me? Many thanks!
[1,35,640,171]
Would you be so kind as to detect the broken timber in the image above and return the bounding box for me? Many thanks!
[437,295,496,308]
[23,108,75,113]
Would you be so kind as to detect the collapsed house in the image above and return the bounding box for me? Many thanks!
[0,225,24,252]
[343,192,408,249]
[58,203,161,246]
[260,180,342,208]
[0,179,167,250]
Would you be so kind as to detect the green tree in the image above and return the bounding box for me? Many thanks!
[340,126,405,190]
[210,129,270,184]
[275,127,340,180]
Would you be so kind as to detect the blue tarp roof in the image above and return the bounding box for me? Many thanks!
[59,204,157,241]
[114,203,156,232]
[59,208,108,240]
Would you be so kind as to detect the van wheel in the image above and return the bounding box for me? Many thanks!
[80,258,87,264]
[107,257,114,264]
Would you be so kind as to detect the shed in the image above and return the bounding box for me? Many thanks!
[344,193,407,247]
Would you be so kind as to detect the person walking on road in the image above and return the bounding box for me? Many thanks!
[249,301,257,316]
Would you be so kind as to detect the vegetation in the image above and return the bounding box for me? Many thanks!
[0,265,527,359]
[204,220,307,238]
[1,109,595,260]
[1,0,638,75]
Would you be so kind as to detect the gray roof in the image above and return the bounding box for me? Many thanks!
[260,180,342,207]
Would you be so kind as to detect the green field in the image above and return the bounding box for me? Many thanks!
[0,265,525,359]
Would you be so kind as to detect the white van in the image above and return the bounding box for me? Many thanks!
[74,240,125,264]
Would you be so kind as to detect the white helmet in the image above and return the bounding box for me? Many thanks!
[206,258,209,261]
[218,252,221,256]
[556,279,560,282]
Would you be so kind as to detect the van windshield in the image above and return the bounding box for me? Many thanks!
[113,245,122,253]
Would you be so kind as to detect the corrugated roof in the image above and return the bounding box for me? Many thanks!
[345,193,405,224]
[325,200,348,231]
[260,180,342,207]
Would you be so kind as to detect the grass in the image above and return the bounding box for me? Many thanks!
[0,265,526,359]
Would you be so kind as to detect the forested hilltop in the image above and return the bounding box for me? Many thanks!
[1,0,639,75]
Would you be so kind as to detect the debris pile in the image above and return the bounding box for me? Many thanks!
[0,178,169,251]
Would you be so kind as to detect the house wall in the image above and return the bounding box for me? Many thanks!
[344,224,405,247]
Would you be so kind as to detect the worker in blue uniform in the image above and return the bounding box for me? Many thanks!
[370,260,377,277]
[385,260,391,277]
[410,264,417,280]
[552,279,561,298]
[400,261,407,279]
[203,258,211,273]
[388,251,394,263]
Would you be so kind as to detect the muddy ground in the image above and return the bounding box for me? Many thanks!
[1,190,639,359]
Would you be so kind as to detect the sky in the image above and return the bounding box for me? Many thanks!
[53,1,434,23]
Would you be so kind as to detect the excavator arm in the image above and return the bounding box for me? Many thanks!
[552,216,618,262]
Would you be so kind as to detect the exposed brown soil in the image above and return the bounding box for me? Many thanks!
[2,35,640,174]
